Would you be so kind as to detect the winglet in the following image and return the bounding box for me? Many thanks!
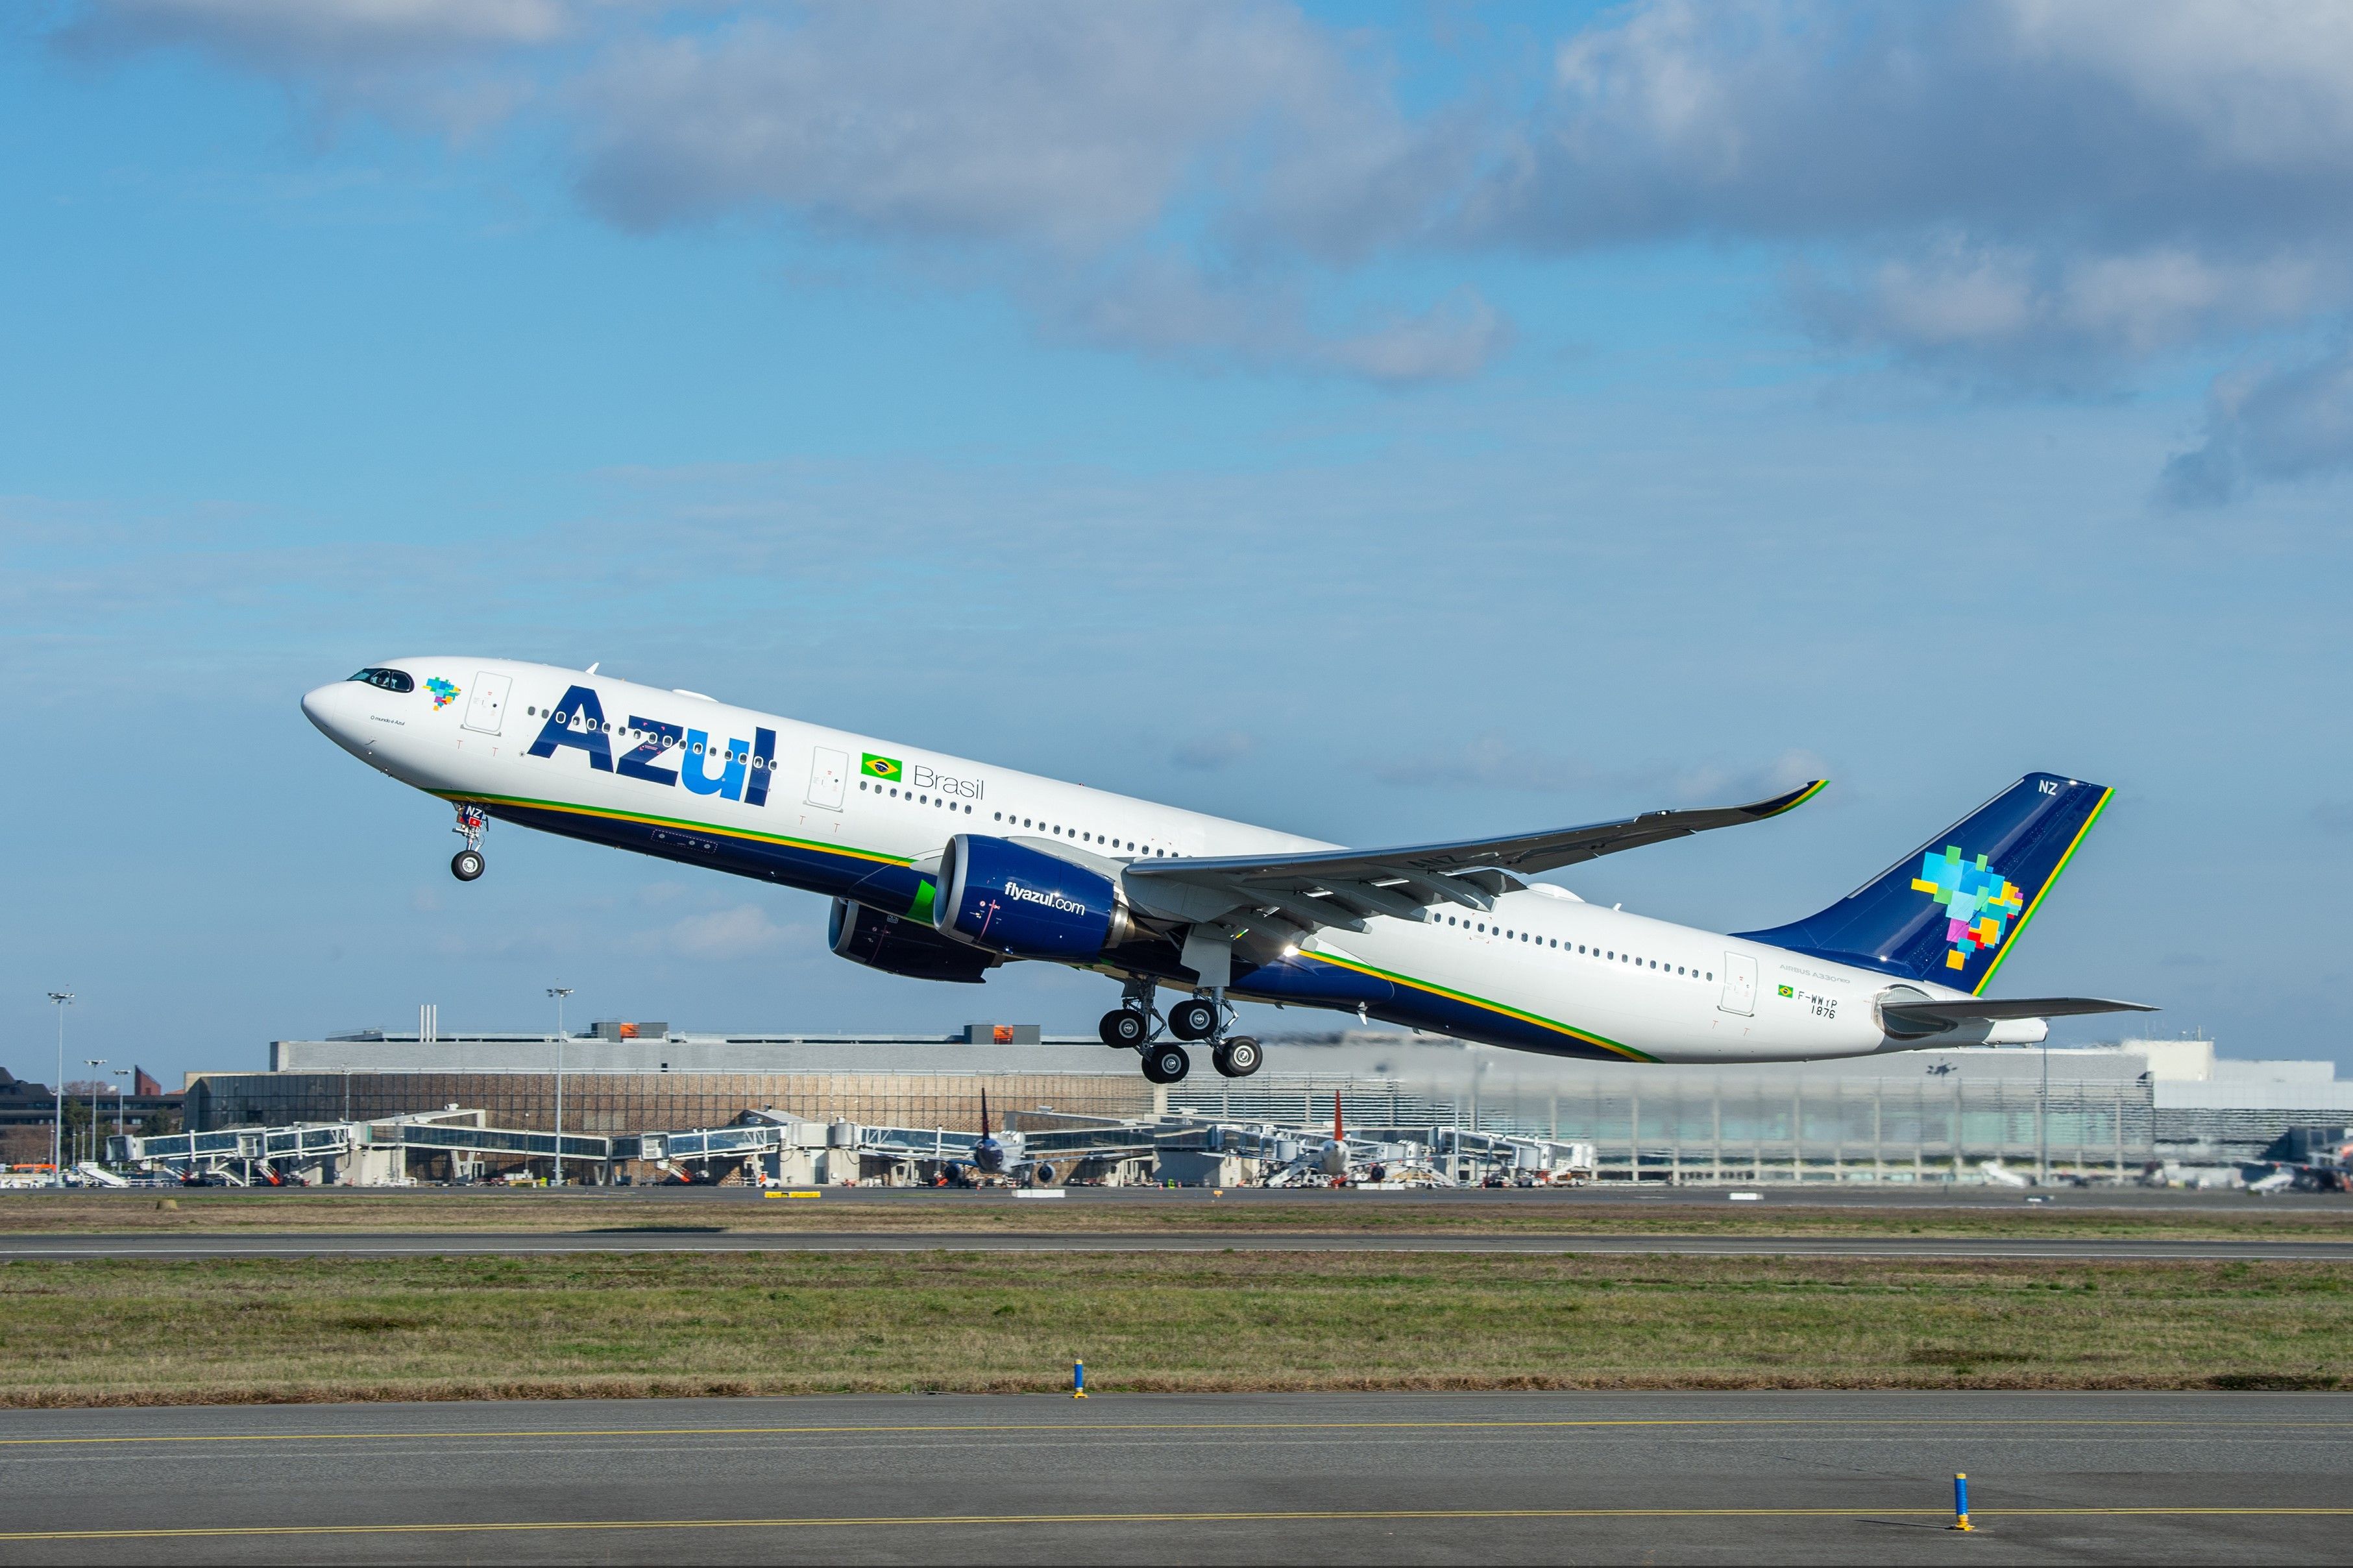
[1746,778,1828,819]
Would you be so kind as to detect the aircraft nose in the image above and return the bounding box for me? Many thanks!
[300,681,341,734]
[302,679,367,747]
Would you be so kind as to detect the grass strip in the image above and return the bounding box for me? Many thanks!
[1,1251,2346,1406]
[7,1190,2353,1240]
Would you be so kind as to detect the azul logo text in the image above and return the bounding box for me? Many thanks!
[527,684,777,808]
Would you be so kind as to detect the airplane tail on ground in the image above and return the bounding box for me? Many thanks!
[1735,773,2113,995]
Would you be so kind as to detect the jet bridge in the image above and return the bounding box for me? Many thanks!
[112,1109,615,1186]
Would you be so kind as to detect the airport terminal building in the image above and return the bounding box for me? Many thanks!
[175,1022,2353,1185]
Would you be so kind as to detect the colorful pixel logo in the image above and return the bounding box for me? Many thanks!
[1911,846,2024,971]
[424,677,460,710]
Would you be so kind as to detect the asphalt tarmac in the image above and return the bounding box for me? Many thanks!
[7,1229,2352,1260]
[0,1392,2343,1565]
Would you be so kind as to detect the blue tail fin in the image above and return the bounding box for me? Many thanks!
[1735,773,2113,995]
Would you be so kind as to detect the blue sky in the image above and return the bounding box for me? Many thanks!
[6,1,2351,1087]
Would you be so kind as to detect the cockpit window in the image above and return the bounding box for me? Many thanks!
[348,668,415,693]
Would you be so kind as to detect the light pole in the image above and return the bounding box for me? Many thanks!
[110,1068,128,1148]
[83,1061,106,1168]
[45,993,73,1185]
[547,987,574,1187]
[2038,1039,2050,1185]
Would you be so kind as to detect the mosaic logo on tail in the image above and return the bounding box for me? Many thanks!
[1911,846,2024,971]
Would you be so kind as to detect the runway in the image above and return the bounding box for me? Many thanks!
[0,1391,2343,1564]
[8,1229,2353,1260]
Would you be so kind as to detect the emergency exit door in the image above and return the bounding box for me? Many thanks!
[806,747,847,810]
[463,671,511,735]
[1718,952,1757,1016]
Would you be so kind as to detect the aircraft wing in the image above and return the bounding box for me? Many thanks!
[1881,996,2157,1031]
[1123,779,1827,930]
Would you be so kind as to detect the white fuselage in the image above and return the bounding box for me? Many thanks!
[304,657,2010,1066]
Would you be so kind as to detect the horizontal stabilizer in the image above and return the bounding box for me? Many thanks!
[1881,995,2156,1033]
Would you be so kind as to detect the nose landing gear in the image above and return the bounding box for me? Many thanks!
[449,803,489,882]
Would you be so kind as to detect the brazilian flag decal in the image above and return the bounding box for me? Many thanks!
[862,753,903,782]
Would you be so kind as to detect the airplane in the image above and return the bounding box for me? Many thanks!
[940,1089,1060,1188]
[302,658,2153,1083]
[1263,1093,1443,1188]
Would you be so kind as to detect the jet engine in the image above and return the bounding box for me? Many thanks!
[829,898,1000,983]
[933,834,1137,961]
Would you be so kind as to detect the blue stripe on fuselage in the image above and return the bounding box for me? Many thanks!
[478,799,925,911]
[1230,953,1639,1063]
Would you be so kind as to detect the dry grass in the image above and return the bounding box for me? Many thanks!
[5,1187,2352,1240]
[1,1251,2346,1406]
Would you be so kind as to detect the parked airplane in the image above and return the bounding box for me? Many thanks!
[941,1090,1059,1188]
[304,659,2151,1083]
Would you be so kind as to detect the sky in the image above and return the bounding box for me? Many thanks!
[5,0,2351,1088]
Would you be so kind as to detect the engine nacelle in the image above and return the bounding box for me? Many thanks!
[829,898,999,983]
[935,834,1130,961]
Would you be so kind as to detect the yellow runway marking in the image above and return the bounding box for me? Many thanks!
[2,1506,2348,1542]
[0,1417,2339,1449]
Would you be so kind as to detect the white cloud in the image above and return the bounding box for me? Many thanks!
[2161,343,2353,506]
[1796,239,2338,386]
[55,0,2353,465]
[568,4,1357,248]
[69,0,576,65]
[634,903,805,961]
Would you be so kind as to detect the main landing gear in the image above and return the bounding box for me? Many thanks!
[1101,976,1261,1083]
[450,803,489,882]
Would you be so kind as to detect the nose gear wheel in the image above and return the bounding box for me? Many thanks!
[448,802,489,880]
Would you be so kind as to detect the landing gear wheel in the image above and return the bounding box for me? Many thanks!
[1099,1008,1148,1048]
[451,849,486,882]
[1169,998,1217,1041]
[1141,1043,1191,1084]
[1212,1037,1262,1078]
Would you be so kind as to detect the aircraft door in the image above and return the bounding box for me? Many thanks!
[462,672,511,735]
[806,747,847,810]
[1718,952,1756,1017]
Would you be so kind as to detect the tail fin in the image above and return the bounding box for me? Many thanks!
[1735,773,2112,995]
